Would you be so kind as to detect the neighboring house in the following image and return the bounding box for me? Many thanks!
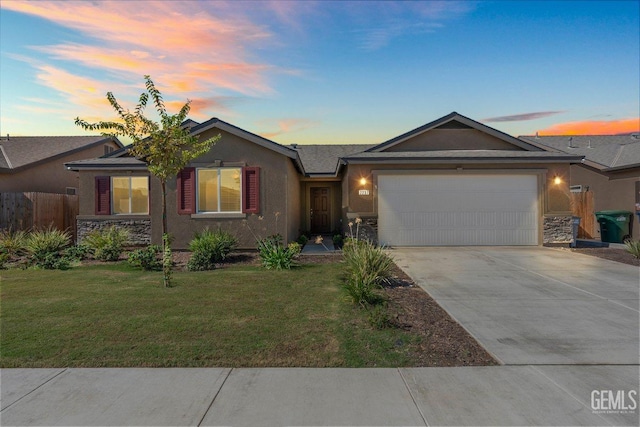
[520,135,640,240]
[65,112,583,249]
[0,135,123,194]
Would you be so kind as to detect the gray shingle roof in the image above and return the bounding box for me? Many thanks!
[292,144,374,174]
[519,135,640,169]
[65,157,147,170]
[0,135,122,171]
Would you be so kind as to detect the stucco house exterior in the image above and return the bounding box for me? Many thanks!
[65,112,583,248]
[0,135,122,194]
[520,134,640,240]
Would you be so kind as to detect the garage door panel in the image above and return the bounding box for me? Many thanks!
[378,175,539,246]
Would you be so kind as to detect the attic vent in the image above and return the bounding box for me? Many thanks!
[66,187,77,196]
[570,185,583,193]
[104,145,114,155]
[568,137,574,148]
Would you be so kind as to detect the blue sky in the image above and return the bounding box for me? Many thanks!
[1,1,638,144]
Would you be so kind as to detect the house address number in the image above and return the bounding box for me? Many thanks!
[359,189,370,196]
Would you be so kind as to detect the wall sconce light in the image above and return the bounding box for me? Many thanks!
[359,177,368,186]
[553,176,562,185]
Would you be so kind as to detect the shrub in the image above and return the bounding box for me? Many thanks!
[128,245,161,271]
[84,226,129,262]
[23,226,72,270]
[332,234,343,248]
[342,237,394,306]
[0,228,27,257]
[62,244,91,261]
[187,228,238,271]
[0,251,9,269]
[257,234,300,270]
[296,234,309,246]
[625,240,640,259]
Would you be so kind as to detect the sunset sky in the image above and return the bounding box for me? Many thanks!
[1,0,638,144]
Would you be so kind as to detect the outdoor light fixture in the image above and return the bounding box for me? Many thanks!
[359,177,367,186]
[553,176,562,185]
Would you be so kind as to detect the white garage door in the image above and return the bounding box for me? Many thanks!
[378,174,539,246]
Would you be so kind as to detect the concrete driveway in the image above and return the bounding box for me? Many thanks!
[392,247,639,365]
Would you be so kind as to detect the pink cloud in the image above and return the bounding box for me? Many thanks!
[259,118,320,139]
[2,1,288,122]
[538,118,640,135]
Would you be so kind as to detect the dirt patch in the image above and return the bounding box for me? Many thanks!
[560,248,639,267]
[384,264,499,366]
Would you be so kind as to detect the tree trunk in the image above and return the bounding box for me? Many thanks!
[161,180,169,288]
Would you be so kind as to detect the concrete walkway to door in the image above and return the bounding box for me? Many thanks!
[392,247,639,365]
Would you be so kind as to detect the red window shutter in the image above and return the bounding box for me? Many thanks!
[177,167,195,214]
[95,176,110,215]
[242,167,260,214]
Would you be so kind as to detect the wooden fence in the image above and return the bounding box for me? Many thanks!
[0,192,79,241]
[570,191,595,239]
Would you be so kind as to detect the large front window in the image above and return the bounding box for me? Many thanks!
[112,176,149,214]
[197,168,241,213]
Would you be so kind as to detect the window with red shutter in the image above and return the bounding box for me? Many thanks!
[177,167,195,214]
[242,167,260,214]
[95,176,111,215]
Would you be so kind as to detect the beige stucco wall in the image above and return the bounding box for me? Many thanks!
[385,129,530,152]
[570,165,639,240]
[0,142,120,194]
[76,129,300,249]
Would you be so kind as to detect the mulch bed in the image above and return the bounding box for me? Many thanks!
[563,247,639,267]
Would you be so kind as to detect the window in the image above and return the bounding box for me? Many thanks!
[177,166,260,215]
[95,176,149,215]
[197,168,241,213]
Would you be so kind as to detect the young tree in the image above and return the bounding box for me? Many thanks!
[76,75,219,287]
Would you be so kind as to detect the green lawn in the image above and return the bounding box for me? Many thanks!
[0,262,419,368]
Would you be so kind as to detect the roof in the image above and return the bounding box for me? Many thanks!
[292,144,374,175]
[0,135,123,173]
[64,156,148,170]
[342,150,583,163]
[519,135,640,171]
[367,112,544,152]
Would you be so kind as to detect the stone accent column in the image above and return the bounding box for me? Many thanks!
[77,218,152,245]
[543,215,573,246]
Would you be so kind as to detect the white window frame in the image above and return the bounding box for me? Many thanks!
[111,176,149,215]
[196,167,242,214]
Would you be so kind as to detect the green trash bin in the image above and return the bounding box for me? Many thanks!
[595,210,633,243]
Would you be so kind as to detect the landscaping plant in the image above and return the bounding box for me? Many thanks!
[0,228,27,258]
[128,245,162,271]
[24,226,72,270]
[624,239,640,259]
[257,235,301,270]
[187,228,238,271]
[83,226,129,262]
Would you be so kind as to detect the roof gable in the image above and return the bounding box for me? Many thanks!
[367,112,544,153]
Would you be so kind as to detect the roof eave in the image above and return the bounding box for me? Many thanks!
[343,156,584,165]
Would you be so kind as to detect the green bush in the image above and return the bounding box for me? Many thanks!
[62,244,91,261]
[0,228,27,257]
[0,251,9,269]
[366,303,391,329]
[23,226,72,270]
[257,234,300,270]
[625,240,640,259]
[332,234,343,248]
[342,238,394,306]
[83,226,129,262]
[187,228,238,271]
[128,245,161,271]
[296,234,309,246]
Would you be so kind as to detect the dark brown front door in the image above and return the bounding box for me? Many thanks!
[311,187,331,233]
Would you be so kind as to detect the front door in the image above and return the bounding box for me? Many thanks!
[310,187,331,233]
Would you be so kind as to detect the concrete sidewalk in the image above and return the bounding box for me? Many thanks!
[2,366,638,426]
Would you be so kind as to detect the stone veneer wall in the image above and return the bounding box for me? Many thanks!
[543,215,573,245]
[77,219,152,245]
